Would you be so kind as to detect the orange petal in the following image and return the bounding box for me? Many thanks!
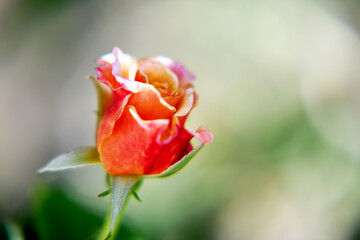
[173,87,196,125]
[163,91,183,107]
[138,59,179,95]
[99,106,169,175]
[127,85,176,120]
[97,89,132,147]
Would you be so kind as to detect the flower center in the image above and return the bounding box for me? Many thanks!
[138,60,179,95]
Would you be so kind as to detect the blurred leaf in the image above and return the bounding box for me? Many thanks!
[38,146,100,174]
[155,144,204,178]
[32,185,103,240]
[98,189,111,198]
[3,220,24,240]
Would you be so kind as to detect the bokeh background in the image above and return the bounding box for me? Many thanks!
[1,0,360,239]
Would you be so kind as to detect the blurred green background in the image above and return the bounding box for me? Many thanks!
[1,0,360,239]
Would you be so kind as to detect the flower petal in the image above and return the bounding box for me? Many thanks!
[96,62,120,89]
[155,56,195,83]
[97,89,132,147]
[96,47,138,90]
[99,106,169,175]
[111,47,138,80]
[193,126,214,144]
[162,90,183,107]
[173,87,196,125]
[146,125,195,174]
[96,53,116,65]
[128,86,176,120]
[175,87,194,117]
[138,59,179,95]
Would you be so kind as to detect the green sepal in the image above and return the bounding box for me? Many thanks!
[98,189,111,198]
[106,173,112,188]
[38,146,101,174]
[154,144,204,178]
[132,190,142,202]
[131,178,143,202]
[88,75,112,128]
[132,178,144,191]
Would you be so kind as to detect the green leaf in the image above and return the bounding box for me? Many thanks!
[32,185,103,240]
[38,146,101,174]
[4,220,24,240]
[155,144,204,178]
[108,176,141,238]
[132,191,142,202]
[98,189,111,198]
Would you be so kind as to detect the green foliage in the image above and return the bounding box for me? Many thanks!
[32,185,103,240]
[1,176,222,240]
[3,220,24,240]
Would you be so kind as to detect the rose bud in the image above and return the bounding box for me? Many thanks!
[95,47,213,175]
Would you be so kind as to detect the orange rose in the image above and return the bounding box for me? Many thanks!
[95,47,213,175]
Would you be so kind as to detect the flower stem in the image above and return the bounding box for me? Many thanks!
[98,175,141,239]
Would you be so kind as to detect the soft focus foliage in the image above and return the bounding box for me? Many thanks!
[1,0,360,239]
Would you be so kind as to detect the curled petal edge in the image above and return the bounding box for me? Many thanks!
[193,126,213,144]
[112,75,176,114]
[154,56,195,83]
[174,87,194,118]
[96,90,132,147]
[111,47,138,81]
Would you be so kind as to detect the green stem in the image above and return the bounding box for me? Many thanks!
[97,175,141,240]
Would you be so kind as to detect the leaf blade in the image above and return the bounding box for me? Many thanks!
[38,146,101,174]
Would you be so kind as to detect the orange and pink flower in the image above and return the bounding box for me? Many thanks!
[95,47,213,175]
